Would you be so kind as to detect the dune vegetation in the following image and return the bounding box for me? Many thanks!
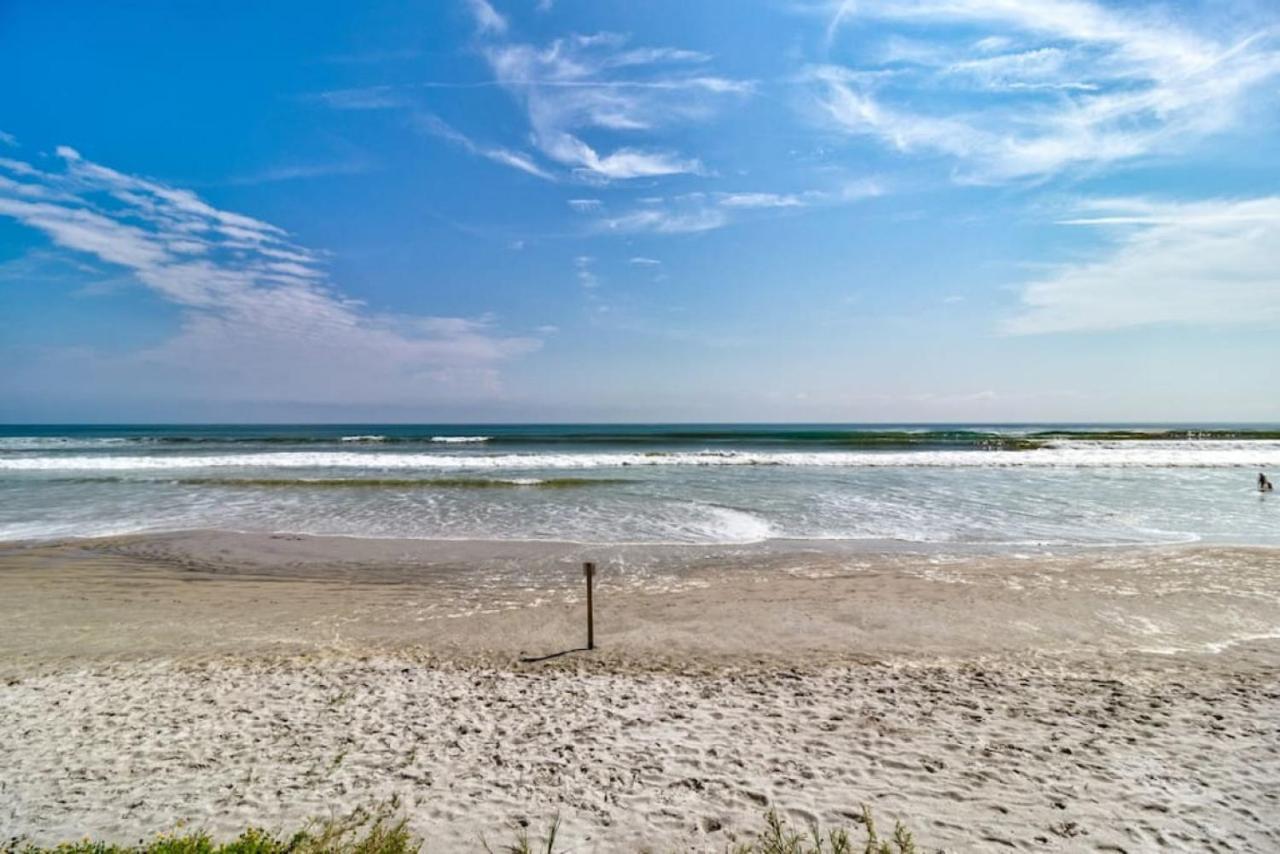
[3,805,919,854]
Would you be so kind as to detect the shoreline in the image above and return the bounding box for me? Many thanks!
[4,525,1267,568]
[2,530,1279,850]
[1,526,1236,552]
[1,530,1279,666]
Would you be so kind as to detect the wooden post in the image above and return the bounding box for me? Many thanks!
[584,561,595,650]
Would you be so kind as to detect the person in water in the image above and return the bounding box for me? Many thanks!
[1261,472,1274,492]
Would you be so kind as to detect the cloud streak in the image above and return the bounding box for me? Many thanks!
[314,5,750,185]
[813,0,1280,181]
[411,111,555,180]
[0,147,540,405]
[465,0,507,35]
[471,17,750,182]
[1007,197,1280,334]
[601,204,728,234]
[315,89,555,181]
[581,181,882,235]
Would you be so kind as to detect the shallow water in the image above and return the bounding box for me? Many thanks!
[2,423,1278,547]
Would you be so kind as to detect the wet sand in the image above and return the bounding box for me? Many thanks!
[1,531,1279,851]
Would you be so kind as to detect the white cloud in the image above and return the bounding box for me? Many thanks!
[570,147,702,181]
[0,148,541,404]
[409,111,555,180]
[574,254,599,288]
[567,198,602,212]
[814,0,1280,181]
[229,158,374,185]
[836,177,886,201]
[478,28,749,182]
[718,192,809,208]
[973,35,1013,54]
[482,147,555,180]
[601,205,728,235]
[0,158,40,179]
[465,0,508,35]
[313,10,749,184]
[0,130,16,147]
[1006,197,1280,334]
[311,85,406,110]
[316,94,555,182]
[628,256,661,265]
[587,179,881,236]
[943,47,1095,91]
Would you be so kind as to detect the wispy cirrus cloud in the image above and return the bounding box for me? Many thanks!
[718,192,811,209]
[601,203,729,234]
[1006,197,1280,334]
[565,192,728,234]
[810,0,1280,181]
[573,254,599,288]
[312,4,749,185]
[411,111,555,180]
[465,0,508,35]
[468,6,751,182]
[312,85,407,111]
[227,157,375,185]
[573,181,883,235]
[313,87,556,181]
[0,147,540,405]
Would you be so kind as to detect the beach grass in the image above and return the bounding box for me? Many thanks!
[3,806,917,854]
[728,807,915,854]
[2,804,418,854]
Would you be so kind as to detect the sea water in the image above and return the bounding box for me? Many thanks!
[1,424,1278,548]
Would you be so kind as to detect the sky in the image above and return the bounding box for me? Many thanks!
[2,0,1279,423]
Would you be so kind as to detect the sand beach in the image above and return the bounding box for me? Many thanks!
[6,0,1280,846]
[2,532,1278,851]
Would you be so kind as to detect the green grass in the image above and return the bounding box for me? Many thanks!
[2,804,418,854]
[731,807,916,854]
[4,807,917,854]
[479,816,560,854]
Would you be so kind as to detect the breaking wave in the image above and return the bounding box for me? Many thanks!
[44,476,629,488]
[5,441,1280,471]
[7,427,1280,450]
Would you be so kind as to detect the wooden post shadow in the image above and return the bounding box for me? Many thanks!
[519,560,597,663]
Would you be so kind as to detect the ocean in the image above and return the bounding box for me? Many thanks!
[1,423,1278,548]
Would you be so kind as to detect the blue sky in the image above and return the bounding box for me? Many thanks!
[2,0,1279,422]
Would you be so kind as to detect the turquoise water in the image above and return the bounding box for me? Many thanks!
[2,424,1278,547]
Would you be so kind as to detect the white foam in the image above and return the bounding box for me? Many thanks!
[430,436,491,443]
[0,437,133,450]
[4,440,1280,471]
[1200,630,1280,654]
[689,505,775,544]
[340,435,386,442]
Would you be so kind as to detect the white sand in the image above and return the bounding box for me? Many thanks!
[1,533,1279,852]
